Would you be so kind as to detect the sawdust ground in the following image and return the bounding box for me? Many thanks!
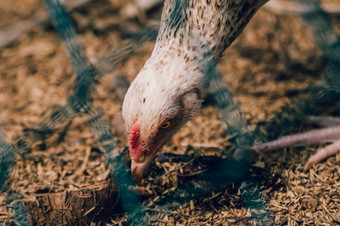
[0,0,339,225]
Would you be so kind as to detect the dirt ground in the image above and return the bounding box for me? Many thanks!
[0,0,339,225]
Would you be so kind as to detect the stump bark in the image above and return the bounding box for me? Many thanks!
[24,180,120,225]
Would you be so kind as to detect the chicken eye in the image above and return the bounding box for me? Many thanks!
[160,120,171,129]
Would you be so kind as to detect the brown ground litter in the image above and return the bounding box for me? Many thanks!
[0,0,339,225]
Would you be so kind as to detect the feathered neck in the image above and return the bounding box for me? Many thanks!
[155,0,268,60]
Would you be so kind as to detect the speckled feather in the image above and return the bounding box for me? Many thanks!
[123,0,268,134]
[122,0,268,177]
[156,0,268,58]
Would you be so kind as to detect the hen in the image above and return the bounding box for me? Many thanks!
[122,0,268,181]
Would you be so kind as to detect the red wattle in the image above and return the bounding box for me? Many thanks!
[129,124,144,160]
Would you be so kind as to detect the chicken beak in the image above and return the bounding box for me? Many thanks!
[129,136,169,182]
[130,147,160,182]
[131,158,150,182]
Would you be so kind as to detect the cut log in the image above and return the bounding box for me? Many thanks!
[24,180,121,225]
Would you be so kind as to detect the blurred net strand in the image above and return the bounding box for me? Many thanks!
[296,0,340,87]
[183,0,339,221]
[184,0,340,163]
[254,0,339,141]
[0,127,29,225]
[204,64,255,162]
[0,0,269,223]
[0,0,147,224]
[0,3,159,225]
[14,29,159,158]
[0,0,338,224]
[42,0,146,223]
[0,0,164,50]
[0,1,222,225]
[205,0,339,161]
[202,60,275,224]
[255,0,340,169]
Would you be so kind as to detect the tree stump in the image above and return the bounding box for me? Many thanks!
[24,180,120,225]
